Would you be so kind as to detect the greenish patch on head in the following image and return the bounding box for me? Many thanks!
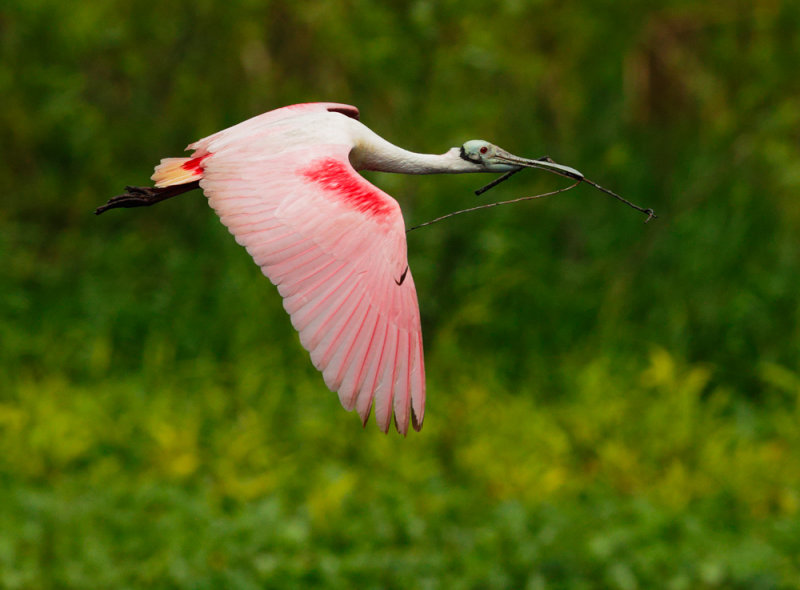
[459,140,520,172]
[459,140,495,164]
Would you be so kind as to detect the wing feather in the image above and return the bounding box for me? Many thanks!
[292,269,357,336]
[309,280,364,357]
[393,329,411,434]
[278,259,344,304]
[304,275,361,353]
[336,304,378,410]
[322,289,370,391]
[374,324,399,432]
[270,248,327,284]
[356,313,388,425]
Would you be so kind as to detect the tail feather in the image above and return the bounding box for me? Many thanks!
[152,154,210,188]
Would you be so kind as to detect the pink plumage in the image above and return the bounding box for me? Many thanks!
[173,103,425,433]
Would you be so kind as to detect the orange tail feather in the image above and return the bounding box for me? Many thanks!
[151,154,210,188]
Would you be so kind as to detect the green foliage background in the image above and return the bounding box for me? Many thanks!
[3,0,800,587]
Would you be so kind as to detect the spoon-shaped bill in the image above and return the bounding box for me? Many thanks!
[494,149,584,181]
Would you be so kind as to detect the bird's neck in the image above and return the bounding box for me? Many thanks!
[349,126,479,175]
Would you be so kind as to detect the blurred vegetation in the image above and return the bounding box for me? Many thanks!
[2,0,800,587]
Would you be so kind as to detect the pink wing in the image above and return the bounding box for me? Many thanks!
[190,104,425,434]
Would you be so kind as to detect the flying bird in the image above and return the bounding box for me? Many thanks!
[96,102,598,435]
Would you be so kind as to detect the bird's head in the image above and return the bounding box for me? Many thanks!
[459,140,515,171]
[459,139,584,179]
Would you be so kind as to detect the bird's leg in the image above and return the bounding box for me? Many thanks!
[94,181,201,215]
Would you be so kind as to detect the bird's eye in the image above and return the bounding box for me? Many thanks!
[480,146,488,154]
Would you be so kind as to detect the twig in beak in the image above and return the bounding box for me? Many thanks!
[478,152,657,223]
[581,177,657,223]
[474,168,523,196]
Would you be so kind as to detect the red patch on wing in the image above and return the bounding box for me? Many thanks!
[302,158,393,219]
[181,153,211,173]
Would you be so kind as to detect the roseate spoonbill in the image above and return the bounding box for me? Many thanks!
[96,102,651,434]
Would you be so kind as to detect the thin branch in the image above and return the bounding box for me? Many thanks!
[406,181,581,233]
[581,177,657,223]
[474,168,523,196]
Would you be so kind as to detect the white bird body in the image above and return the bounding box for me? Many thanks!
[100,102,598,434]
